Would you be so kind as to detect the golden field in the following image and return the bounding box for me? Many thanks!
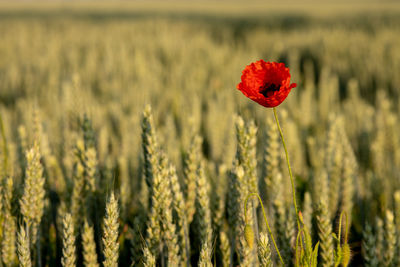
[0,1,400,266]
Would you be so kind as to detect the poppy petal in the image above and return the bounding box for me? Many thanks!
[237,60,296,108]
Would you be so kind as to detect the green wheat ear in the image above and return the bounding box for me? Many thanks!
[102,193,119,267]
[70,156,85,232]
[219,229,231,267]
[17,225,32,267]
[384,210,396,266]
[142,246,155,267]
[198,242,213,267]
[61,213,76,267]
[183,134,202,224]
[262,116,280,206]
[193,160,212,248]
[315,169,334,267]
[141,105,162,256]
[227,161,250,265]
[375,217,384,265]
[168,164,189,265]
[325,117,342,219]
[158,157,180,265]
[20,142,45,243]
[82,220,99,267]
[316,198,334,267]
[257,232,273,267]
[2,176,17,266]
[362,223,378,267]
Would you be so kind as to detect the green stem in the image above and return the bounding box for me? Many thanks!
[334,212,347,267]
[0,113,8,174]
[295,228,305,266]
[338,212,343,244]
[338,211,349,244]
[244,193,284,265]
[344,212,349,244]
[273,107,301,231]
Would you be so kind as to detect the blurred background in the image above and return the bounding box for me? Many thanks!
[0,1,400,266]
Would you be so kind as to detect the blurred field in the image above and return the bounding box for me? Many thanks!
[0,1,400,266]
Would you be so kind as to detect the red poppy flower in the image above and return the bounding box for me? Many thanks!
[237,60,296,108]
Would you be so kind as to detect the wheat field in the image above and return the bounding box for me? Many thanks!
[0,1,400,266]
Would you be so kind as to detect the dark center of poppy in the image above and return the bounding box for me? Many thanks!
[259,83,281,97]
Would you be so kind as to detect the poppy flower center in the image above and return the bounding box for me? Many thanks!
[259,83,281,97]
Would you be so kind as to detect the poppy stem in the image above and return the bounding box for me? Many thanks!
[272,107,301,232]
